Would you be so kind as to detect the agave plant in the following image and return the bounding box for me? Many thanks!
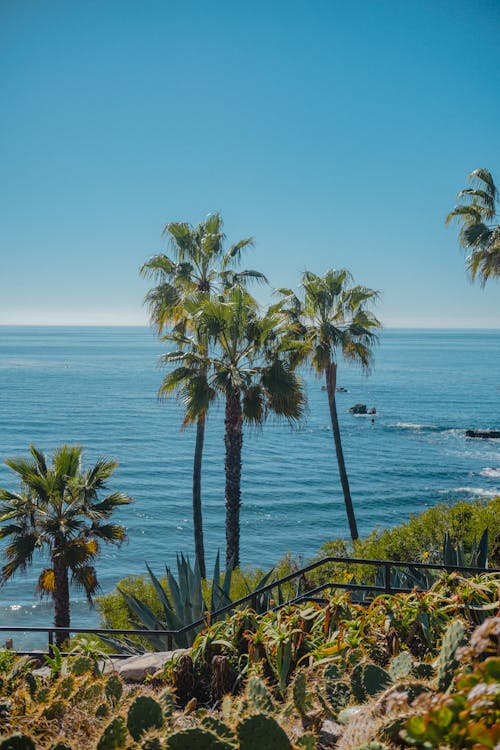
[351,529,490,604]
[102,552,276,652]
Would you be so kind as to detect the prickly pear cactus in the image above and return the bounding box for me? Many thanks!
[437,619,466,691]
[37,687,51,704]
[0,735,36,750]
[158,687,175,719]
[237,714,291,750]
[70,655,94,676]
[337,706,363,725]
[83,682,103,702]
[245,676,274,714]
[221,695,232,722]
[412,661,434,679]
[296,733,316,749]
[142,739,163,750]
[23,672,38,700]
[388,651,413,681]
[97,717,128,750]
[96,702,109,718]
[167,728,234,749]
[43,699,66,721]
[56,675,75,699]
[351,663,391,702]
[324,663,341,680]
[327,680,351,712]
[292,671,309,716]
[200,716,236,741]
[104,674,123,705]
[127,696,164,740]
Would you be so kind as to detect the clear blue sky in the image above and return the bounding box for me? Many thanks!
[1,0,499,327]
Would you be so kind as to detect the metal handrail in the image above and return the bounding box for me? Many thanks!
[2,556,498,657]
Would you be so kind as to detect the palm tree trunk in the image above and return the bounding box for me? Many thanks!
[325,362,359,541]
[52,544,70,648]
[224,388,243,568]
[193,414,206,579]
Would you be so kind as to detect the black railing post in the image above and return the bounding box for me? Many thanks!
[167,633,173,651]
[48,629,54,657]
[384,562,391,594]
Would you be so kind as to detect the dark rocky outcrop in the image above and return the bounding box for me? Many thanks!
[465,429,500,439]
[349,403,367,414]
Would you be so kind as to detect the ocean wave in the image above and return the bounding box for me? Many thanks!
[439,486,499,498]
[393,422,442,433]
[480,467,500,479]
[392,423,468,439]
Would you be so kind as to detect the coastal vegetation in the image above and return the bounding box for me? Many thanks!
[97,496,500,637]
[447,167,500,284]
[0,445,132,647]
[1,575,499,749]
[1,210,498,748]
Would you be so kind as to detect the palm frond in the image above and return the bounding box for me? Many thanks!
[36,568,55,598]
[71,565,99,603]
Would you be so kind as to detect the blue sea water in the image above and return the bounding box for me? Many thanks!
[0,326,499,647]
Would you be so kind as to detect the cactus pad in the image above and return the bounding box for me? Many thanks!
[296,733,316,749]
[351,663,391,702]
[0,735,36,750]
[245,676,274,714]
[127,696,164,740]
[437,619,466,691]
[104,674,123,705]
[43,700,66,721]
[237,714,291,750]
[200,716,236,741]
[96,702,109,718]
[97,717,128,750]
[292,671,309,716]
[167,728,234,749]
[388,652,413,681]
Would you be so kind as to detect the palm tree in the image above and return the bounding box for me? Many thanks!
[446,168,500,285]
[140,214,265,578]
[190,287,305,567]
[0,445,132,647]
[276,270,381,541]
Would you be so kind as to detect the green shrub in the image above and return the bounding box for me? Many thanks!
[316,497,500,576]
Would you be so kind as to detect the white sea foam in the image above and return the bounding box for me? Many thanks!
[393,422,439,432]
[480,467,500,479]
[440,486,499,498]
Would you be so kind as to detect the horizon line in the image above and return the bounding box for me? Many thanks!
[1,323,500,331]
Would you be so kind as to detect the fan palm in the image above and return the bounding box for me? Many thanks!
[0,445,132,646]
[199,288,305,567]
[446,168,500,285]
[140,214,265,578]
[276,270,381,541]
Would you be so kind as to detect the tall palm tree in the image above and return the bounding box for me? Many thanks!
[193,287,306,567]
[446,168,500,285]
[0,445,132,647]
[140,213,265,578]
[276,270,381,541]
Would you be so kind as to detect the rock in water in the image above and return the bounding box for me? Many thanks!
[465,429,500,439]
[349,403,367,414]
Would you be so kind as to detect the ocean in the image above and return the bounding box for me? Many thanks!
[0,326,499,647]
